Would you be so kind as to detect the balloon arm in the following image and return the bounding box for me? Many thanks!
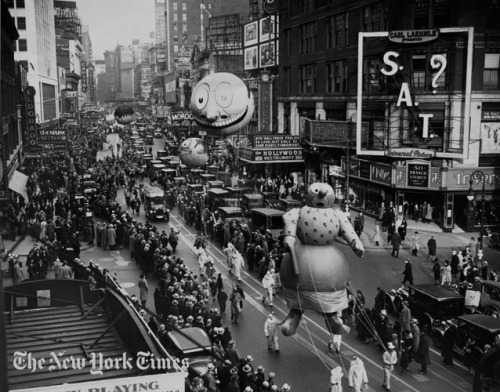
[337,211,365,258]
[283,209,300,275]
[284,235,299,275]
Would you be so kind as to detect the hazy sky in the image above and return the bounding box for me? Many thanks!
[77,0,156,59]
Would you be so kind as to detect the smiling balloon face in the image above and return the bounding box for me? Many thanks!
[190,73,255,136]
[178,138,208,167]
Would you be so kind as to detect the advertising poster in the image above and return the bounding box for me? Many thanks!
[244,21,258,46]
[244,46,258,70]
[480,122,500,154]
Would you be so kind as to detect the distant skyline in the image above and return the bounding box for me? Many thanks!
[77,0,156,59]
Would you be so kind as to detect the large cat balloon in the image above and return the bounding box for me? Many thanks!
[190,73,254,136]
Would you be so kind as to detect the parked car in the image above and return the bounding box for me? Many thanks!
[164,327,213,380]
[407,284,465,331]
[249,208,285,237]
[433,314,500,364]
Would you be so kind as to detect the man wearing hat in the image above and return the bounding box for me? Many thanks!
[382,342,398,391]
[202,363,218,392]
[227,372,240,392]
[225,340,242,367]
[190,377,205,392]
[411,318,421,361]
[255,366,266,386]
[239,363,253,390]
[217,359,233,391]
[398,299,412,336]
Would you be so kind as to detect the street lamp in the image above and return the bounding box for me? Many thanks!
[467,170,486,250]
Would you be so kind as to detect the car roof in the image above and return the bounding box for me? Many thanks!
[481,280,500,289]
[167,327,212,354]
[458,314,500,332]
[409,284,464,300]
[218,207,243,214]
[208,189,229,194]
[250,208,285,217]
[144,186,164,197]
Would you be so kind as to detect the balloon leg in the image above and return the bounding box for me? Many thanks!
[281,309,302,336]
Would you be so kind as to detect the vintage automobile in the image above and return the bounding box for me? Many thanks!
[433,314,500,365]
[249,208,285,237]
[278,198,304,211]
[241,193,265,215]
[164,327,213,382]
[144,186,169,221]
[207,189,229,210]
[407,284,465,331]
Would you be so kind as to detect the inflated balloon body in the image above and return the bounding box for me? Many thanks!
[114,105,134,124]
[178,138,208,167]
[190,72,254,136]
[105,114,115,124]
[280,183,365,337]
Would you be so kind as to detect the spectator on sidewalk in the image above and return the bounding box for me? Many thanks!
[427,235,437,261]
[391,231,401,258]
[373,222,382,246]
[138,273,149,307]
[432,258,441,285]
[416,329,431,374]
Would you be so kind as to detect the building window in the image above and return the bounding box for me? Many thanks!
[363,3,386,32]
[16,0,25,8]
[182,13,187,22]
[173,45,179,53]
[173,3,177,11]
[173,14,178,22]
[6,0,14,8]
[327,60,347,93]
[283,29,291,56]
[411,55,427,89]
[18,39,27,51]
[182,3,186,11]
[484,53,500,89]
[299,22,316,54]
[363,57,386,93]
[283,66,291,95]
[327,12,348,48]
[173,34,179,41]
[173,23,178,32]
[42,83,56,121]
[299,64,316,94]
[17,17,26,30]
[182,24,187,33]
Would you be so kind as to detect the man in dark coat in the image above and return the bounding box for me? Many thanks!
[390,231,402,258]
[427,235,437,261]
[442,321,457,367]
[416,329,431,374]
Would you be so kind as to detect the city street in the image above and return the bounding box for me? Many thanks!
[83,133,492,391]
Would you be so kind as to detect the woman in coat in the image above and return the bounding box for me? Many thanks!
[138,273,149,308]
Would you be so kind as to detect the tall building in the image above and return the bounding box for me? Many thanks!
[7,0,59,127]
[54,0,83,114]
[1,0,24,220]
[278,0,500,233]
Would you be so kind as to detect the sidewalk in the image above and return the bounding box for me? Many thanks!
[356,212,473,252]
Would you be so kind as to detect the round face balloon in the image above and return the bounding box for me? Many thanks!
[114,105,134,124]
[190,72,254,136]
[304,182,336,208]
[178,138,208,167]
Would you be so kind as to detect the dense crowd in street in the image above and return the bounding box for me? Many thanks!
[4,119,497,392]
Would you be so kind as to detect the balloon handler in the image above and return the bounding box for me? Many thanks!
[280,182,365,342]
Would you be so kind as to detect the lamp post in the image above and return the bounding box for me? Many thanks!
[467,170,486,250]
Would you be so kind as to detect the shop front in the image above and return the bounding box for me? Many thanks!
[445,167,500,232]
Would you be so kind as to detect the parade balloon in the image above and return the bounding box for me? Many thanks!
[178,138,208,167]
[190,72,254,136]
[114,105,134,124]
[280,183,365,338]
[105,114,115,124]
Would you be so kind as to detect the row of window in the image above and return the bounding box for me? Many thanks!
[172,3,187,12]
[285,52,500,95]
[172,13,187,22]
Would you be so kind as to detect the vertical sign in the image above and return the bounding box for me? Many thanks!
[258,81,272,133]
[81,61,87,93]
[88,66,95,102]
[24,86,38,151]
